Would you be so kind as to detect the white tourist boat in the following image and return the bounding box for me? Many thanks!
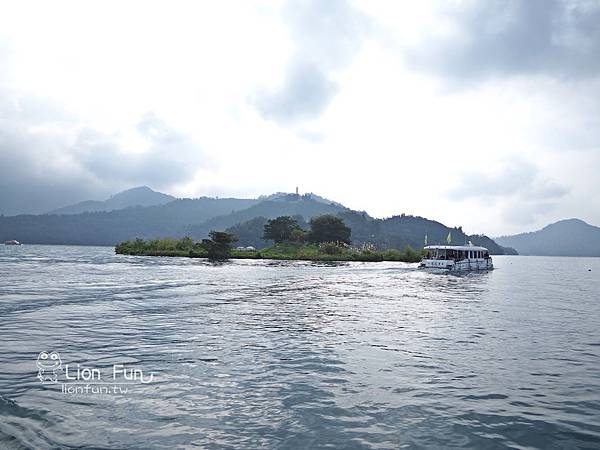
[419,243,493,271]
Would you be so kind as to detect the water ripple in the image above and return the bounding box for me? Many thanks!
[1,245,600,449]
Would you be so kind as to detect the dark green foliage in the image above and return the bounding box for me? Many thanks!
[308,215,351,244]
[290,228,306,243]
[115,237,192,256]
[176,236,194,251]
[205,231,238,260]
[263,216,303,243]
[402,245,421,262]
[225,215,309,248]
[209,231,237,244]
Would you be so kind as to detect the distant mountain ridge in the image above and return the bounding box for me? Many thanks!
[48,186,176,215]
[495,219,600,256]
[0,188,513,254]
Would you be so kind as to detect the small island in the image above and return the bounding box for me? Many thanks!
[115,215,423,263]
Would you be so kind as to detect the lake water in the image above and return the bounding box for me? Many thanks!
[1,245,599,449]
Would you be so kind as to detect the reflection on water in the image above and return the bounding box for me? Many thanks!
[1,245,599,449]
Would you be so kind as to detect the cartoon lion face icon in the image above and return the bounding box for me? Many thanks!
[37,351,62,383]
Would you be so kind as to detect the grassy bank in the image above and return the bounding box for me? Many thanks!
[115,239,423,263]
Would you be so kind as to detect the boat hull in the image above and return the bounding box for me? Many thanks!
[419,258,493,271]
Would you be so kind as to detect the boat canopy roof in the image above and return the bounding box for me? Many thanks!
[424,245,489,251]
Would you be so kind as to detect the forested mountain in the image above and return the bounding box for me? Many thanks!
[259,192,345,208]
[48,186,176,215]
[495,219,600,256]
[227,209,516,255]
[0,190,513,254]
[187,194,346,238]
[0,197,259,245]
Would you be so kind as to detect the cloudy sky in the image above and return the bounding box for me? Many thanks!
[1,0,599,235]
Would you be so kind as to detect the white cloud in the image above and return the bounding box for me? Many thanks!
[0,0,599,234]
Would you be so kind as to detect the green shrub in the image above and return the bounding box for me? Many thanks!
[115,235,424,264]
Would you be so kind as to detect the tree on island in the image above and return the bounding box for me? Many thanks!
[263,216,305,243]
[202,231,238,260]
[308,215,351,244]
[290,227,306,243]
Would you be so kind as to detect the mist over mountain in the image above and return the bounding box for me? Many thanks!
[495,219,600,256]
[48,186,176,215]
[0,188,513,254]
